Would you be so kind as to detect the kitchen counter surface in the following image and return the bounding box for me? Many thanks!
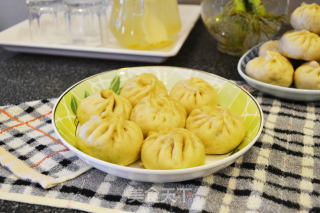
[0,19,242,106]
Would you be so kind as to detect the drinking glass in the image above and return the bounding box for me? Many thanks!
[26,0,69,44]
[65,0,106,46]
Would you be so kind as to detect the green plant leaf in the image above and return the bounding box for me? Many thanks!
[84,91,90,98]
[109,75,121,94]
[230,148,240,155]
[70,96,78,115]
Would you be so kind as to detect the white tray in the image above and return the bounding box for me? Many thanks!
[0,5,200,63]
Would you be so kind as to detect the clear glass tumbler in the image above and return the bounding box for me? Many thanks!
[65,0,106,46]
[26,0,69,44]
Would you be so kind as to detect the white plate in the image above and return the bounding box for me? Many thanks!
[0,5,199,63]
[238,45,320,101]
[52,66,264,183]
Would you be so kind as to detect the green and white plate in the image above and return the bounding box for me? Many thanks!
[52,66,264,183]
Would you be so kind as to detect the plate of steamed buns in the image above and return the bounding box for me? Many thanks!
[238,2,320,101]
[53,66,263,183]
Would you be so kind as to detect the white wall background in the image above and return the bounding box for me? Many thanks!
[0,0,319,31]
[0,0,28,31]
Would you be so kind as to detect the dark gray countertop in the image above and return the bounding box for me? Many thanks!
[0,19,242,106]
[0,19,242,212]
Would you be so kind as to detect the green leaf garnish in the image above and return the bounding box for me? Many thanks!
[84,91,90,98]
[70,96,78,115]
[109,75,121,94]
[231,148,240,155]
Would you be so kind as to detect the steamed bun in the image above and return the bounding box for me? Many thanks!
[186,106,245,154]
[141,128,205,169]
[169,77,218,114]
[259,40,279,57]
[130,95,186,137]
[279,30,320,61]
[245,51,294,87]
[290,2,320,34]
[77,89,132,124]
[294,61,320,90]
[120,73,168,106]
[76,115,143,166]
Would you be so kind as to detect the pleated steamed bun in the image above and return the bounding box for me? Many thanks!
[169,77,219,114]
[290,2,320,34]
[141,128,205,169]
[120,73,168,106]
[245,51,294,87]
[130,95,186,137]
[259,40,279,57]
[279,30,320,61]
[77,89,132,124]
[76,115,143,166]
[186,106,245,154]
[294,61,320,90]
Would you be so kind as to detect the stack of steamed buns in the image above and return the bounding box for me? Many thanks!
[245,2,320,90]
[75,73,245,170]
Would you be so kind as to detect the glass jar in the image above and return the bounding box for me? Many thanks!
[109,0,181,49]
[201,0,289,56]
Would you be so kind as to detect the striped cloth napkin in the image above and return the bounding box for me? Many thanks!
[0,83,319,212]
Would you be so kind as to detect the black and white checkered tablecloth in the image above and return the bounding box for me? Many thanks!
[0,84,319,212]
